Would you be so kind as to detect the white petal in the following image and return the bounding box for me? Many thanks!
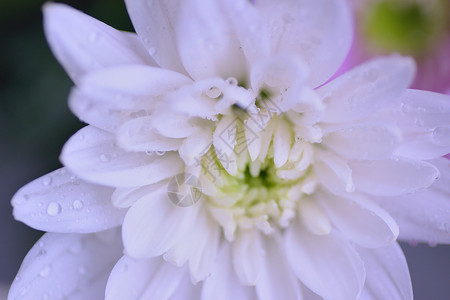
[316,191,398,248]
[105,255,188,300]
[222,0,271,67]
[61,126,183,188]
[9,229,122,300]
[179,129,213,165]
[152,110,203,139]
[12,168,125,233]
[117,117,183,152]
[350,157,439,196]
[395,130,450,160]
[186,209,221,283]
[201,243,258,300]
[285,224,365,300]
[43,3,155,83]
[213,114,239,175]
[375,157,450,244]
[124,0,186,73]
[298,196,331,235]
[318,56,416,123]
[232,230,263,285]
[358,244,413,300]
[77,64,192,110]
[256,0,353,87]
[384,89,450,133]
[176,0,246,80]
[68,89,129,133]
[323,123,401,160]
[313,150,354,194]
[122,189,199,258]
[111,180,168,208]
[273,118,292,168]
[256,233,302,300]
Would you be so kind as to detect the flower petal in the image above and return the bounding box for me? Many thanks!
[273,118,292,168]
[313,150,354,194]
[323,123,401,160]
[176,0,247,80]
[285,224,365,300]
[375,157,450,244]
[201,243,258,300]
[76,64,192,110]
[350,157,439,196]
[256,233,302,300]
[179,129,213,166]
[12,168,125,233]
[117,117,183,152]
[316,191,398,248]
[43,3,155,83]
[68,89,128,133]
[105,255,189,300]
[61,126,183,188]
[232,230,263,285]
[358,244,413,300]
[122,188,200,258]
[256,0,353,87]
[124,0,186,73]
[9,229,122,300]
[318,56,416,123]
[222,0,271,67]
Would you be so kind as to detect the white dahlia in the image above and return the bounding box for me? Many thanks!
[9,1,450,299]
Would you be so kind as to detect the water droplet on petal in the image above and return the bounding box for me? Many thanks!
[155,151,165,156]
[148,47,157,56]
[206,87,223,99]
[39,265,51,278]
[99,154,111,162]
[42,176,52,186]
[47,202,61,216]
[145,150,154,156]
[72,200,84,210]
[226,77,238,86]
[432,126,450,146]
[19,284,31,296]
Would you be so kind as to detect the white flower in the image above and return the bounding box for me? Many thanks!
[9,1,450,300]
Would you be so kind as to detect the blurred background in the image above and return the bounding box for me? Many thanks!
[0,0,449,299]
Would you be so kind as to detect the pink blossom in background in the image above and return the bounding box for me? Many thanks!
[339,0,450,94]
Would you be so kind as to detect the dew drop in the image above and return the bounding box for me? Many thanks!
[206,86,223,99]
[226,77,238,86]
[19,284,31,297]
[148,47,157,56]
[99,154,111,162]
[42,176,52,186]
[145,150,154,156]
[72,200,84,210]
[414,118,424,127]
[47,202,61,216]
[155,151,165,156]
[39,265,51,278]
[432,126,450,146]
